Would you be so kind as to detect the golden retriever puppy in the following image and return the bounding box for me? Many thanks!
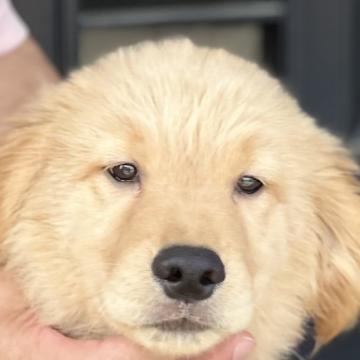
[0,39,359,360]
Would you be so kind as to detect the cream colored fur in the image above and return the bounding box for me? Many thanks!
[0,39,359,360]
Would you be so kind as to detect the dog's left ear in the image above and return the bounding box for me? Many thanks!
[310,140,360,344]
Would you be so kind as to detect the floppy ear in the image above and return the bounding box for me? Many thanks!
[0,117,49,266]
[310,142,360,344]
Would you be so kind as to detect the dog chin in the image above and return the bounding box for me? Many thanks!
[125,325,227,357]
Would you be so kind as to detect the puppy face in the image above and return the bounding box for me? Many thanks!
[1,40,359,359]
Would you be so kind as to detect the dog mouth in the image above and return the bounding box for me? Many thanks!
[148,318,210,332]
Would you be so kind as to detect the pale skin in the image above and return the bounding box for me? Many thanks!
[0,38,255,360]
[0,38,59,120]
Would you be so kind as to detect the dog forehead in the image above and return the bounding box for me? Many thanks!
[52,40,317,179]
[65,39,297,133]
[73,57,284,126]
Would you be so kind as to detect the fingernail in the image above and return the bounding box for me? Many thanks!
[232,337,255,360]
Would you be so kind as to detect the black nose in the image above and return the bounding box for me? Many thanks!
[152,246,225,302]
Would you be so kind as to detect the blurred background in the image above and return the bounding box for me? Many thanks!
[12,0,360,358]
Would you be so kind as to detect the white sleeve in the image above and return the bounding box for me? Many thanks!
[0,0,29,56]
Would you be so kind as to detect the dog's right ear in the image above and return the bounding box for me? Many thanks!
[310,141,360,345]
[0,116,49,264]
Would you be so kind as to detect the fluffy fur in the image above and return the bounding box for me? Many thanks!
[0,39,359,360]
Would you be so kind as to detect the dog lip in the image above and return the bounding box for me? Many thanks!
[147,318,211,332]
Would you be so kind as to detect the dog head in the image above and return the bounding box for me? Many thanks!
[1,39,359,359]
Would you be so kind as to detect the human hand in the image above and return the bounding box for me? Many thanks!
[0,38,59,120]
[0,270,254,359]
[0,269,156,360]
[193,332,254,360]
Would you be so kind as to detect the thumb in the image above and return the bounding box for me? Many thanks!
[32,328,158,360]
[193,333,254,360]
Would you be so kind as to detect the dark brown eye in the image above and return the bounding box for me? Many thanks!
[236,176,263,195]
[108,163,138,182]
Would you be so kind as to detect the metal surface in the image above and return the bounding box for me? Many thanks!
[349,0,360,151]
[79,1,286,28]
[59,0,80,74]
[12,0,61,68]
[13,0,79,75]
[286,0,357,138]
[314,328,360,360]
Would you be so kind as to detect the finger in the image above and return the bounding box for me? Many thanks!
[33,328,158,360]
[232,337,254,360]
[194,333,254,360]
[0,271,29,314]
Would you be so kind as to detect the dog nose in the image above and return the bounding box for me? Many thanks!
[152,246,225,302]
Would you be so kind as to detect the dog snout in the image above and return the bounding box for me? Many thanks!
[152,246,225,302]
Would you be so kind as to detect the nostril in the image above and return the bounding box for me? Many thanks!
[166,267,182,283]
[153,262,183,282]
[200,270,216,286]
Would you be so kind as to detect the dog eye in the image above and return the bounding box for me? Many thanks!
[108,163,139,182]
[236,176,263,195]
